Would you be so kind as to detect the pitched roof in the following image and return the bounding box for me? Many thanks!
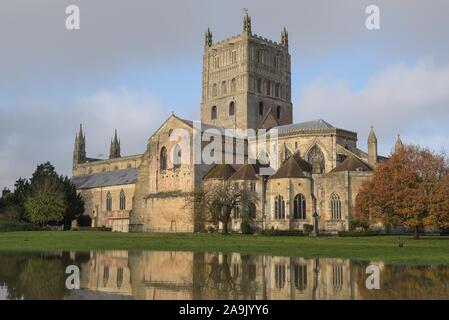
[229,163,258,180]
[331,155,372,173]
[259,108,279,130]
[71,168,138,189]
[275,119,335,134]
[269,154,312,179]
[203,164,236,180]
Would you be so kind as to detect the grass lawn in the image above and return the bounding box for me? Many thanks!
[0,231,449,264]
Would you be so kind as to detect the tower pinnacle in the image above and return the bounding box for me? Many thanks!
[73,124,86,167]
[368,126,378,166]
[109,129,121,159]
[205,28,212,47]
[243,10,252,34]
[281,27,289,47]
[395,134,404,153]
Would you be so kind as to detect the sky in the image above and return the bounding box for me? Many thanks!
[1,0,449,188]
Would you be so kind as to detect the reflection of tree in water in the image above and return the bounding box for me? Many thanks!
[19,258,66,299]
[0,251,81,300]
[202,254,259,300]
[354,262,449,300]
[205,254,237,299]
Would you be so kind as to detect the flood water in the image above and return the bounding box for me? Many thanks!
[0,250,448,300]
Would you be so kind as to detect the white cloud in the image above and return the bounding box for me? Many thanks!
[294,58,449,155]
[0,88,169,188]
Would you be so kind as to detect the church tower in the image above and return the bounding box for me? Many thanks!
[109,129,121,159]
[73,124,86,168]
[200,13,292,130]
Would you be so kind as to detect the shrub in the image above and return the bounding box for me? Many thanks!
[72,227,112,232]
[0,220,43,232]
[72,226,112,232]
[77,215,92,227]
[261,229,304,236]
[350,219,369,231]
[337,230,382,237]
[302,224,313,234]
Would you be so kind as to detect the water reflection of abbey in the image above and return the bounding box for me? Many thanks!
[79,251,364,300]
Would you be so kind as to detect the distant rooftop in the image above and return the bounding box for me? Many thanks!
[275,119,335,134]
[71,168,137,189]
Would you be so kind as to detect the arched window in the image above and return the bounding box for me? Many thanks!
[231,78,237,93]
[213,56,220,69]
[234,206,240,219]
[119,190,126,210]
[274,195,285,219]
[229,101,235,116]
[221,81,227,95]
[231,50,237,63]
[257,50,264,64]
[275,264,286,289]
[212,83,217,97]
[259,101,264,116]
[276,106,281,119]
[117,267,124,289]
[248,202,256,219]
[307,145,325,174]
[294,264,307,291]
[331,193,341,220]
[266,81,271,96]
[103,266,109,287]
[160,147,167,171]
[294,194,306,219]
[275,83,280,97]
[257,79,262,93]
[106,192,112,212]
[332,264,343,292]
[211,106,217,120]
[173,144,181,169]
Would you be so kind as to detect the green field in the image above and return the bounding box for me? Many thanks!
[0,231,449,264]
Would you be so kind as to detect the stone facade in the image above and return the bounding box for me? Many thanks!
[71,14,391,233]
[77,250,365,300]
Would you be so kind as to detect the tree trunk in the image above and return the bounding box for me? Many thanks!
[413,226,420,240]
[222,220,229,234]
[221,207,232,235]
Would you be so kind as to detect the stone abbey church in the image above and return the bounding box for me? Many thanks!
[72,14,400,233]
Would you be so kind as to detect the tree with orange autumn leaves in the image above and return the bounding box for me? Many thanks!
[355,145,449,239]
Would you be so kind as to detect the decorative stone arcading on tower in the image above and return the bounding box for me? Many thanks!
[73,124,86,167]
[109,129,121,159]
[367,126,378,166]
[200,14,292,130]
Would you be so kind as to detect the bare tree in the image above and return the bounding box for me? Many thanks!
[186,181,258,234]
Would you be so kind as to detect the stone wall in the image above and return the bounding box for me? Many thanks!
[78,183,135,231]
